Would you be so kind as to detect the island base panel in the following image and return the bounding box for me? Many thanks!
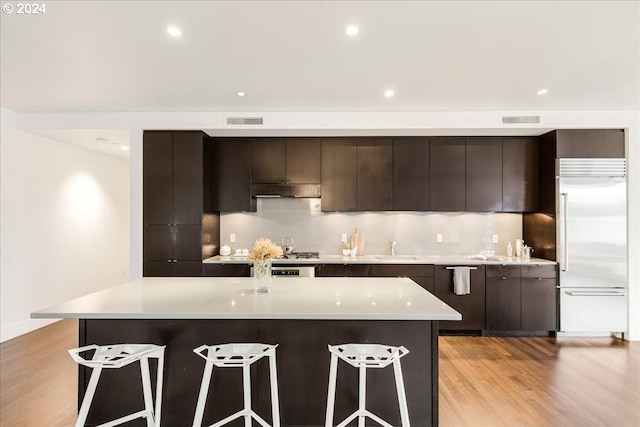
[78,319,438,427]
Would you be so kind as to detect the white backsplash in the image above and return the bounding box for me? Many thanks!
[220,198,523,256]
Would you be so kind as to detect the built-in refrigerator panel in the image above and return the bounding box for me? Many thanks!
[556,158,627,333]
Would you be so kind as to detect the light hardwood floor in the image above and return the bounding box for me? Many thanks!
[1,320,639,426]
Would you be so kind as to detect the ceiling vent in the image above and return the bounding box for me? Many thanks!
[501,115,540,124]
[226,116,264,126]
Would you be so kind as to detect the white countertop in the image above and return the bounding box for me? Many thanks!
[204,254,555,265]
[31,277,462,321]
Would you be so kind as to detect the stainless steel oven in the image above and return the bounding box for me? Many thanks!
[251,265,316,278]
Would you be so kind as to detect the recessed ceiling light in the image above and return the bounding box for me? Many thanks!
[120,146,130,151]
[236,91,246,97]
[167,26,182,37]
[346,25,359,36]
[537,88,548,95]
[384,89,395,98]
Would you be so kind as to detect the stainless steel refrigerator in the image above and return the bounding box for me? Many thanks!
[557,158,627,333]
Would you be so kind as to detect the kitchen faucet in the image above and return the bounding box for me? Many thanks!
[389,241,396,256]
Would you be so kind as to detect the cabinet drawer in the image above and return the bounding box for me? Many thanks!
[486,265,521,278]
[522,264,557,279]
[370,264,434,277]
[315,264,371,277]
[203,264,250,277]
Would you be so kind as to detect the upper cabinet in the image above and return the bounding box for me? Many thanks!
[393,138,430,211]
[466,137,503,212]
[212,138,255,212]
[503,137,538,212]
[555,129,625,158]
[251,138,322,184]
[357,139,393,211]
[430,137,466,211]
[321,139,357,211]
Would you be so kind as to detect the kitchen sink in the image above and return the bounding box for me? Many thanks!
[467,255,505,261]
[375,255,421,261]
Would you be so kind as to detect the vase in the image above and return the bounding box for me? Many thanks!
[253,259,272,293]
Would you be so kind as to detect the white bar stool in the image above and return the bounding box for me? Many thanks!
[192,343,280,427]
[68,344,165,427]
[325,343,411,427]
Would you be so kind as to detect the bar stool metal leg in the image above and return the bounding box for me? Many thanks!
[393,358,411,427]
[192,360,215,427]
[325,351,338,427]
[75,367,103,427]
[268,348,281,427]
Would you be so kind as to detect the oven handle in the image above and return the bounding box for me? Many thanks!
[564,290,625,297]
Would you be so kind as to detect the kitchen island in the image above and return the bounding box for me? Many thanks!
[33,277,460,427]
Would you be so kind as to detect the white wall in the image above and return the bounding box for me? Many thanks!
[0,108,130,342]
[13,109,640,340]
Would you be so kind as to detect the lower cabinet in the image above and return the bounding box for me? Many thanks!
[434,265,486,331]
[143,260,202,277]
[315,264,372,277]
[485,264,557,333]
[370,264,435,293]
[203,264,250,277]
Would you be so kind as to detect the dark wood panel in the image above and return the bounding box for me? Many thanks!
[143,132,173,224]
[252,139,287,183]
[393,138,430,211]
[411,276,435,293]
[434,265,485,330]
[523,212,557,262]
[173,225,203,260]
[521,279,557,331]
[485,278,522,330]
[486,265,521,278]
[503,137,539,212]
[143,260,176,277]
[173,132,204,224]
[215,139,255,212]
[556,129,625,158]
[357,139,393,211]
[143,225,173,261]
[321,140,357,211]
[315,264,371,277]
[370,264,434,277]
[286,139,321,184]
[522,264,557,279]
[430,138,466,211]
[202,264,250,277]
[465,137,503,212]
[172,261,204,277]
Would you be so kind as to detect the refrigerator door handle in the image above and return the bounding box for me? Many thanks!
[560,192,569,271]
[564,290,625,297]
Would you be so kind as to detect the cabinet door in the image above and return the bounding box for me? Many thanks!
[143,225,173,261]
[173,225,203,261]
[393,138,430,211]
[143,132,173,224]
[286,139,321,184]
[556,129,625,158]
[503,137,539,212]
[411,276,435,293]
[173,132,204,224]
[370,264,434,278]
[521,279,557,331]
[215,139,254,212]
[173,261,204,277]
[466,137,502,212]
[434,266,485,330]
[315,264,371,277]
[143,260,176,277]
[203,264,250,277]
[252,139,286,183]
[430,138,466,211]
[321,140,357,211]
[357,139,393,211]
[485,278,522,330]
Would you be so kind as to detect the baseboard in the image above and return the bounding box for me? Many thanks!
[0,318,60,343]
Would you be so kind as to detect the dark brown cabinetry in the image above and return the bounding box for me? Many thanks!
[370,264,435,293]
[466,137,503,212]
[321,139,357,211]
[315,264,372,277]
[251,138,322,184]
[485,264,557,332]
[555,129,625,158]
[143,131,213,277]
[213,139,255,212]
[393,138,430,211]
[503,137,539,212]
[430,138,466,211]
[434,265,486,330]
[357,139,393,211]
[203,263,250,277]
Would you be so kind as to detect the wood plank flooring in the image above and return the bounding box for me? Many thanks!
[1,320,639,426]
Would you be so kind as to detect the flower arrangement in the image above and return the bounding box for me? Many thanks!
[248,238,283,261]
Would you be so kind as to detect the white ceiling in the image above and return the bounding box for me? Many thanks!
[1,1,639,158]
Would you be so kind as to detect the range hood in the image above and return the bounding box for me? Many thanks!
[251,183,321,198]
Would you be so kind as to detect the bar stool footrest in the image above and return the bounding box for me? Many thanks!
[335,410,393,427]
[208,409,271,427]
[97,409,155,427]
